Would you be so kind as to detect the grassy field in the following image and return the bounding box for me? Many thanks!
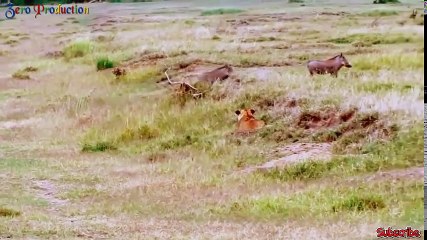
[0,0,424,239]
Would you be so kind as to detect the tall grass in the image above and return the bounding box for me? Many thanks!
[263,123,422,182]
[63,41,94,60]
[211,180,422,223]
[352,53,424,71]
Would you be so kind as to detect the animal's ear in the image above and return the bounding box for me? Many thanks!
[250,109,255,114]
[235,110,241,115]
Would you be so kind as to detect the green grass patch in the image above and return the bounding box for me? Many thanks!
[62,188,104,200]
[81,141,117,152]
[0,158,45,173]
[117,124,159,143]
[96,57,115,70]
[116,67,163,84]
[354,81,414,94]
[263,123,422,182]
[332,194,386,212]
[352,53,424,71]
[211,180,421,223]
[328,33,421,45]
[201,8,244,16]
[360,10,399,17]
[63,40,94,60]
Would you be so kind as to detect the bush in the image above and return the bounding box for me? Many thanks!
[96,57,115,71]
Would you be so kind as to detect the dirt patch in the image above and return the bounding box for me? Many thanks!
[229,13,302,26]
[318,11,349,16]
[355,167,423,182]
[0,118,41,129]
[295,107,396,152]
[241,143,332,173]
[33,180,68,209]
[45,50,64,58]
[122,52,168,69]
[297,107,357,130]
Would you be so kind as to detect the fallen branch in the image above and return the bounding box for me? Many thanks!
[164,68,203,98]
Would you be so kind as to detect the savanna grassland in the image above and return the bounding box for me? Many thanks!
[0,0,424,239]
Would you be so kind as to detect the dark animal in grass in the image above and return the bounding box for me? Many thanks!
[307,53,352,77]
[199,64,233,84]
[409,9,417,19]
[112,67,126,79]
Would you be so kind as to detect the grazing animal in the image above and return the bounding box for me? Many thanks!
[199,64,233,84]
[307,53,352,77]
[112,67,126,79]
[409,9,417,19]
[235,108,265,133]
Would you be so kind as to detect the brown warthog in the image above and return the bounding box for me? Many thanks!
[307,53,352,77]
[199,64,233,84]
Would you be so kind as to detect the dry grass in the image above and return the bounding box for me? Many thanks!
[0,0,423,239]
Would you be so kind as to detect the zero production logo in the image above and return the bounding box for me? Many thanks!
[3,2,89,19]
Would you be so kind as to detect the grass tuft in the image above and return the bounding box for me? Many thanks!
[201,8,244,16]
[263,123,421,181]
[332,195,386,212]
[116,67,163,84]
[81,141,117,152]
[360,10,399,17]
[0,207,21,217]
[352,53,424,71]
[63,41,94,60]
[96,57,115,70]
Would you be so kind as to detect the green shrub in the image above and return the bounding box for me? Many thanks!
[96,57,115,71]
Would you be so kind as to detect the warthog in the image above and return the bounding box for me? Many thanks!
[307,53,352,77]
[199,64,233,84]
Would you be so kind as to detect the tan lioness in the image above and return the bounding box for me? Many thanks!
[199,64,233,84]
[235,108,265,133]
